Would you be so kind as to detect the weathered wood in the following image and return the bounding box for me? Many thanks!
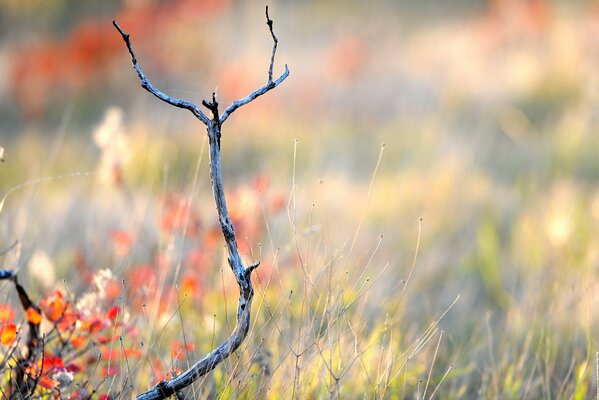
[114,6,289,399]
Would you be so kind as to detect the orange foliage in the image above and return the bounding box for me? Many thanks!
[0,324,16,345]
[180,275,200,297]
[151,354,182,383]
[37,374,58,390]
[81,315,107,334]
[40,290,80,332]
[70,389,91,399]
[160,195,201,236]
[26,307,42,325]
[0,169,285,393]
[70,334,88,350]
[40,290,67,322]
[21,353,65,390]
[10,0,231,119]
[171,341,195,360]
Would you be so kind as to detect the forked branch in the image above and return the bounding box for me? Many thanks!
[114,6,289,400]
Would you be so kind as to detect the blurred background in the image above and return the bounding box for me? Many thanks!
[1,0,599,397]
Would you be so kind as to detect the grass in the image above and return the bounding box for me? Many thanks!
[2,2,599,398]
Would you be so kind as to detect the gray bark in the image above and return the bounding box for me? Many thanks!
[114,6,288,399]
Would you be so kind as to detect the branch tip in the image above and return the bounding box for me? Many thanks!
[112,20,123,35]
[202,92,220,121]
[247,261,261,277]
[266,6,273,28]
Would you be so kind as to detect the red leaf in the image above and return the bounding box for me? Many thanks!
[43,354,65,370]
[70,334,88,350]
[37,374,57,389]
[40,290,66,322]
[107,306,120,321]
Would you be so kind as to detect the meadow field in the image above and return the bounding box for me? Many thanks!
[1,1,599,398]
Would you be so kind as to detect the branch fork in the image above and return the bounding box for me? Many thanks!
[114,6,289,399]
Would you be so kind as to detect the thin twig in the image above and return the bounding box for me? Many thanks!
[112,21,211,126]
[266,6,277,82]
[219,7,289,124]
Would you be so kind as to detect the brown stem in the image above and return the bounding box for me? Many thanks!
[0,270,42,398]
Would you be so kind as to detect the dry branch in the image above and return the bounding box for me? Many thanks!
[0,269,42,398]
[114,6,289,399]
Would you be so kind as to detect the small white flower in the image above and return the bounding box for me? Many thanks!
[28,250,55,289]
[93,268,116,299]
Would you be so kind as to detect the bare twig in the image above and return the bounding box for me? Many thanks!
[112,21,211,126]
[114,6,289,400]
[219,6,289,124]
[266,6,277,82]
